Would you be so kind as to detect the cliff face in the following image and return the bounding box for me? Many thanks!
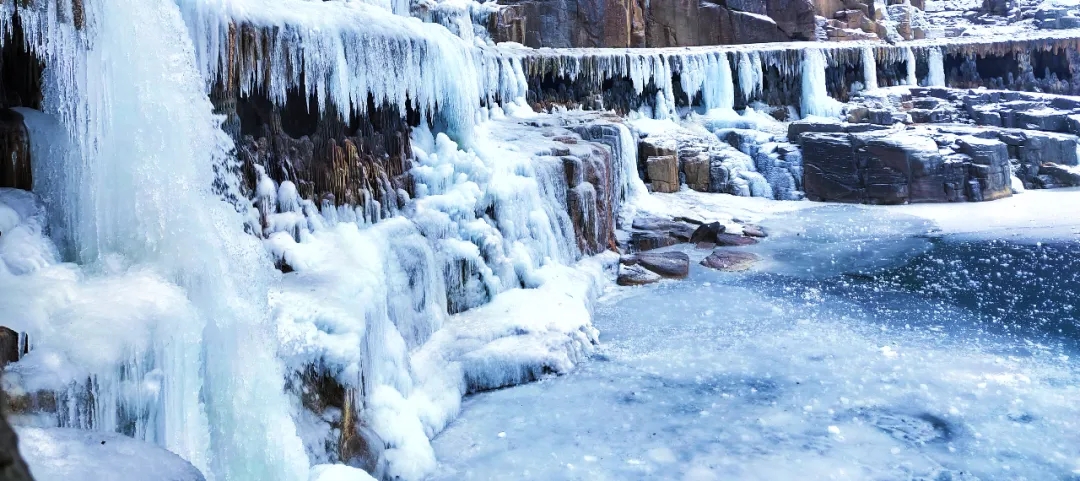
[487,0,817,48]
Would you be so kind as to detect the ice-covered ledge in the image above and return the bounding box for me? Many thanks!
[489,29,1080,113]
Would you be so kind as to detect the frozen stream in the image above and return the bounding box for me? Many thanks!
[430,201,1080,480]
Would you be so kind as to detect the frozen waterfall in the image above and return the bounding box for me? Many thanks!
[801,49,844,118]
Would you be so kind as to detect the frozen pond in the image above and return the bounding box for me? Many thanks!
[430,204,1080,481]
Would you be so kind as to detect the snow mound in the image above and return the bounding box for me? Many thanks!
[18,427,205,481]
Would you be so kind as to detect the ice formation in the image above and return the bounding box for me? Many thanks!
[2,0,1078,480]
[861,46,879,91]
[927,47,946,87]
[800,49,845,118]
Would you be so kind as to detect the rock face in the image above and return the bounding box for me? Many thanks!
[0,110,31,192]
[864,88,1080,189]
[489,0,816,47]
[801,129,1014,204]
[0,404,33,481]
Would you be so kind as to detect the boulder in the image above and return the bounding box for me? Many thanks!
[701,250,761,271]
[622,251,691,278]
[0,327,18,369]
[715,233,760,246]
[617,263,663,286]
[646,155,679,193]
[689,222,727,244]
[341,424,387,479]
[627,216,697,252]
[742,225,768,237]
[1038,163,1080,187]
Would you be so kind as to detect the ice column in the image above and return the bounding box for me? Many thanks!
[861,47,878,91]
[904,47,918,86]
[702,52,735,111]
[738,52,762,103]
[927,47,945,87]
[801,49,844,118]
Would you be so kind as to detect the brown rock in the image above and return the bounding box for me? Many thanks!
[0,110,31,191]
[617,263,663,285]
[701,250,761,271]
[646,155,679,193]
[689,222,727,244]
[622,251,691,278]
[715,233,759,246]
[0,327,19,369]
[742,225,768,237]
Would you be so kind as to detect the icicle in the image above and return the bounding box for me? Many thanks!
[801,49,844,118]
[927,47,946,87]
[862,47,879,91]
[904,47,918,86]
[738,52,762,103]
[702,52,735,111]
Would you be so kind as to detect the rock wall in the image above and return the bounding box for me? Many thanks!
[488,0,817,48]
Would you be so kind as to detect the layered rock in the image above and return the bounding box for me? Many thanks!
[799,128,1012,204]
[488,0,817,48]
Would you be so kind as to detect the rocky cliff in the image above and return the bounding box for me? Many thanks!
[488,0,818,47]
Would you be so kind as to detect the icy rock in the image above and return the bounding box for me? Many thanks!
[714,233,760,246]
[18,428,205,481]
[341,424,387,479]
[1068,114,1080,136]
[742,225,768,237]
[620,251,690,279]
[700,249,761,271]
[1016,108,1071,132]
[617,263,663,286]
[626,216,697,252]
[689,222,727,244]
[1037,163,1080,187]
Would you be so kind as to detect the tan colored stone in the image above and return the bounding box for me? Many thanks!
[646,155,679,193]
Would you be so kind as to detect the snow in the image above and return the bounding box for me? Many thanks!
[308,464,377,481]
[19,427,205,481]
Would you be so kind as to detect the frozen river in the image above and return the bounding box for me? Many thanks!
[430,203,1080,481]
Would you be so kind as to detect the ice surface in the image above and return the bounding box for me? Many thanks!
[431,199,1080,481]
[19,427,206,481]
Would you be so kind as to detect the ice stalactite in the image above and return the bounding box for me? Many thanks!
[800,49,844,118]
[738,51,762,103]
[927,47,946,87]
[862,47,879,91]
[702,53,735,111]
[904,47,918,86]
